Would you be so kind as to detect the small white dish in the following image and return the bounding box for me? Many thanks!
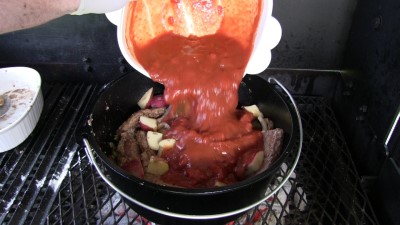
[0,67,43,152]
[106,0,281,77]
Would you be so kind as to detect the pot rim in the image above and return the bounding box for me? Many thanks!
[79,75,303,219]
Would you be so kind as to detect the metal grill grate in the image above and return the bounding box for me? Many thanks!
[0,82,378,225]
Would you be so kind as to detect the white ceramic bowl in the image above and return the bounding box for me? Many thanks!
[106,0,282,77]
[0,67,43,152]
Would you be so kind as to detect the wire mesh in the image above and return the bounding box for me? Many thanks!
[46,97,377,225]
[0,82,378,225]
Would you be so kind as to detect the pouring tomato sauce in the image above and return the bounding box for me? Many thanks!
[126,0,264,188]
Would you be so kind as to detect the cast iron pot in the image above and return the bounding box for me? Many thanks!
[77,72,302,225]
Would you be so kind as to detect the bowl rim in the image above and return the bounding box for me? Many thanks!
[0,66,42,134]
[116,0,275,78]
[79,74,303,219]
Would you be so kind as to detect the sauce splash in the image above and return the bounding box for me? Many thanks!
[126,0,263,188]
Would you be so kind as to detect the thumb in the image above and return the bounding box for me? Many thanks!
[71,0,129,15]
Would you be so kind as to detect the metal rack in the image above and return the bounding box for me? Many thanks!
[0,80,378,225]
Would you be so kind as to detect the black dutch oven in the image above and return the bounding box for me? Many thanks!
[76,72,302,225]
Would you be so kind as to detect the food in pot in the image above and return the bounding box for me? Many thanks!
[111,0,284,188]
[111,92,284,188]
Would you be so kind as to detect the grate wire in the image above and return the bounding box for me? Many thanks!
[0,83,379,225]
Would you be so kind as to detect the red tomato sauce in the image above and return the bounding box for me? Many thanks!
[127,1,263,188]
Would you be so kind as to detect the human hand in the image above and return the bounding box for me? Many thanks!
[71,0,129,15]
